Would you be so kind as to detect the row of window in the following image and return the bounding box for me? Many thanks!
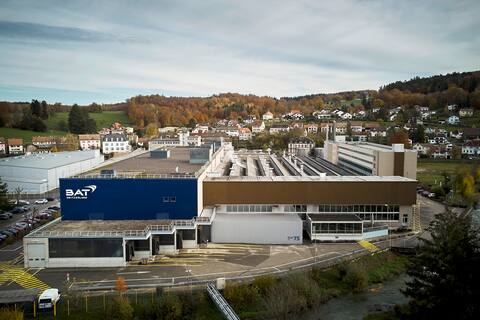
[312,223,362,234]
[226,205,274,213]
[357,213,399,221]
[318,204,400,213]
[104,147,127,151]
[103,142,127,146]
[284,205,308,212]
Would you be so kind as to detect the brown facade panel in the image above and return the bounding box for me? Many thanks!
[393,153,405,176]
[203,181,417,206]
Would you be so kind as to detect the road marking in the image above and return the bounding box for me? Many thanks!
[0,245,23,252]
[0,264,49,290]
[358,240,379,252]
[117,271,151,275]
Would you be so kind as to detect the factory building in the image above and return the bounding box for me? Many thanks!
[323,141,417,179]
[0,150,104,194]
[24,144,418,268]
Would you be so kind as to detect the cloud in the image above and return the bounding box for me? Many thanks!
[0,0,479,104]
[0,20,138,43]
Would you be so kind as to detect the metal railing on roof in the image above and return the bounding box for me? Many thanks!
[71,173,196,179]
[27,216,211,238]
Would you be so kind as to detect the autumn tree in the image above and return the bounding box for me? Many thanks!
[115,276,128,295]
[389,129,411,148]
[145,122,158,137]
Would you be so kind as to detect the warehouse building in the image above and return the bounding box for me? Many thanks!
[24,145,418,268]
[0,150,104,194]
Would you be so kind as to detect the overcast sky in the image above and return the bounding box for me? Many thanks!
[0,0,479,104]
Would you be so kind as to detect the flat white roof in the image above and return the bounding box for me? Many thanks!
[0,150,100,170]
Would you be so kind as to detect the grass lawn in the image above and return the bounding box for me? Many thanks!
[45,111,132,131]
[1,111,132,143]
[417,159,479,187]
[0,127,67,142]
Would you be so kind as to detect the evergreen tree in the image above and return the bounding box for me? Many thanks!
[30,99,41,117]
[40,100,49,119]
[403,209,480,319]
[68,104,86,134]
[31,116,47,132]
[0,178,10,211]
[82,108,97,133]
[19,108,33,130]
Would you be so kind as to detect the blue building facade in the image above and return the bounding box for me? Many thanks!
[59,178,198,220]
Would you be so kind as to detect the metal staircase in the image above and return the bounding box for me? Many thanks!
[207,282,240,320]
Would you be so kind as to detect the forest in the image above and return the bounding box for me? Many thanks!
[1,71,479,129]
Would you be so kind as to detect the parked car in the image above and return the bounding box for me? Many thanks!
[1,230,14,237]
[38,288,61,310]
[47,206,61,211]
[427,192,436,198]
[34,199,48,204]
[37,213,51,220]
[46,197,55,202]
[13,200,30,205]
[7,228,19,235]
[0,213,11,220]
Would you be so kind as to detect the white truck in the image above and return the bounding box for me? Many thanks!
[38,288,61,310]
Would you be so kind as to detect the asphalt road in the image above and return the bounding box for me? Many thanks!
[0,194,452,292]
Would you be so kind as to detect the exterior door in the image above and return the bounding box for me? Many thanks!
[26,243,47,268]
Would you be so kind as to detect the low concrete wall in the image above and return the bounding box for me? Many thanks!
[132,250,151,260]
[158,245,176,254]
[182,240,197,249]
[47,257,126,268]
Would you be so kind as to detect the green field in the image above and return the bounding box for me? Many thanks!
[0,127,67,142]
[45,111,132,131]
[0,111,132,143]
[417,159,478,187]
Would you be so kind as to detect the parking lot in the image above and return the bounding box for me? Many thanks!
[0,197,60,253]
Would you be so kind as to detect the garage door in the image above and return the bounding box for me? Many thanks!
[26,243,47,268]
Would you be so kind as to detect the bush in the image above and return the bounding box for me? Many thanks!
[154,293,183,320]
[110,296,133,320]
[252,275,277,294]
[263,282,307,320]
[223,282,261,311]
[343,265,368,293]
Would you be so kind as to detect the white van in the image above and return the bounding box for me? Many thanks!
[38,288,61,309]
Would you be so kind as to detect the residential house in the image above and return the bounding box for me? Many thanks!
[283,109,304,120]
[269,124,290,134]
[306,123,318,134]
[238,127,252,141]
[335,122,348,134]
[262,111,274,121]
[137,137,147,148]
[446,115,459,125]
[412,143,430,157]
[289,122,304,130]
[415,105,430,113]
[313,110,332,120]
[7,138,24,154]
[98,127,111,135]
[431,145,449,159]
[463,128,480,140]
[364,122,380,132]
[215,126,239,138]
[251,121,265,134]
[288,137,314,156]
[352,132,368,142]
[447,104,457,111]
[462,140,480,157]
[79,134,101,150]
[102,134,131,154]
[31,136,56,153]
[125,127,134,134]
[353,110,366,119]
[350,121,363,133]
[459,108,474,117]
[340,112,352,120]
[244,115,256,124]
[319,123,329,134]
[0,137,6,155]
[192,125,209,134]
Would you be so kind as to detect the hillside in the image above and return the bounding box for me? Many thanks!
[0,111,131,142]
